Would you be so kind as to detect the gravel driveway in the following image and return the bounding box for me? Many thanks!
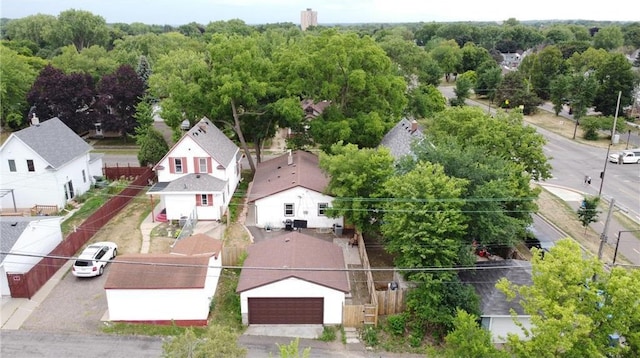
[21,262,110,333]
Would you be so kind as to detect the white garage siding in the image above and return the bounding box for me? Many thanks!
[483,315,532,343]
[240,277,345,325]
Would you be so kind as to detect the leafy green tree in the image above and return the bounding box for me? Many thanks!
[568,72,598,138]
[544,25,576,44]
[49,9,110,51]
[378,35,442,86]
[162,325,246,358]
[133,97,155,142]
[280,30,407,150]
[459,42,493,73]
[577,196,600,232]
[494,70,542,115]
[444,309,507,358]
[497,239,640,358]
[430,39,461,82]
[426,106,551,181]
[593,52,635,116]
[50,44,119,79]
[3,14,56,51]
[0,46,46,128]
[593,25,624,50]
[549,74,571,115]
[450,76,473,107]
[622,22,640,48]
[405,275,480,341]
[318,143,395,234]
[409,139,538,250]
[474,61,502,101]
[381,161,468,272]
[406,84,446,119]
[137,127,169,166]
[520,45,564,100]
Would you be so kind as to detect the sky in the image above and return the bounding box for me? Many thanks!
[1,0,637,26]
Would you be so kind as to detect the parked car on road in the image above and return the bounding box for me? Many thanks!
[72,241,118,277]
[609,149,640,164]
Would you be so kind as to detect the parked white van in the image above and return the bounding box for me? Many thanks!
[609,149,640,164]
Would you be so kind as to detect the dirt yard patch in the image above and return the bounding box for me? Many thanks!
[87,192,149,254]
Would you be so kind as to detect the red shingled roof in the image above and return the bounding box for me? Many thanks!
[104,254,209,289]
[171,233,222,258]
[248,150,329,202]
[236,231,349,293]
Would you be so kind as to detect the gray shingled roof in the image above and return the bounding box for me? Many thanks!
[183,117,239,168]
[236,231,349,293]
[0,217,61,263]
[148,174,227,193]
[379,118,424,160]
[248,150,329,203]
[12,117,92,169]
[458,260,532,316]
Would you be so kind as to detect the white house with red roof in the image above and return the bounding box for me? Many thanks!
[247,150,342,230]
[236,231,349,326]
[148,117,242,222]
[104,234,222,326]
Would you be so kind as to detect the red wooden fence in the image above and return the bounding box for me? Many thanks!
[8,167,154,299]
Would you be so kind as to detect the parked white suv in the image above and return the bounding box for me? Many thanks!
[72,241,118,277]
[609,149,640,164]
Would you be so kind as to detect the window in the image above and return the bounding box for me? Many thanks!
[197,194,212,207]
[26,159,35,172]
[198,158,208,173]
[8,159,16,172]
[174,158,183,173]
[318,203,328,216]
[82,170,86,183]
[284,203,294,216]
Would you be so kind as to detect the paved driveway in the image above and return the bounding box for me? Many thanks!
[20,262,110,333]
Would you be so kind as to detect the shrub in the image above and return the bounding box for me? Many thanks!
[318,326,337,342]
[361,326,379,347]
[385,314,407,336]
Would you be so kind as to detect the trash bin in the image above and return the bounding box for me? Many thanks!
[284,219,294,231]
[334,224,343,236]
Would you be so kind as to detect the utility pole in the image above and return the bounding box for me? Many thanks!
[598,91,622,196]
[597,198,616,261]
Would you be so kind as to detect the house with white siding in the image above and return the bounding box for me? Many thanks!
[0,117,103,212]
[148,117,242,222]
[247,150,342,230]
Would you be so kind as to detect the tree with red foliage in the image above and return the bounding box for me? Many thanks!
[94,65,145,136]
[27,64,95,133]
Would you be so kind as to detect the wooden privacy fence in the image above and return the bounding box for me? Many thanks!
[103,164,151,180]
[222,246,246,267]
[7,168,154,299]
[342,232,408,327]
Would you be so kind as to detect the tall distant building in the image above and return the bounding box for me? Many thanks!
[300,8,317,31]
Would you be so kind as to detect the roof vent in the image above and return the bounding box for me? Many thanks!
[196,174,201,178]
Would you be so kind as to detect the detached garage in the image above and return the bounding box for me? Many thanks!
[237,232,349,325]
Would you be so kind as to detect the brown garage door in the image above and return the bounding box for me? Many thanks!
[248,297,323,324]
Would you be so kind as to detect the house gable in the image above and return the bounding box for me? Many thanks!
[3,117,92,170]
[379,118,424,160]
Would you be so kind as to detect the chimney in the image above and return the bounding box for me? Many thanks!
[287,150,293,166]
[410,120,418,133]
